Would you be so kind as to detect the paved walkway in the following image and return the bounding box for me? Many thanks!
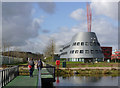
[4,70,38,87]
[60,67,119,70]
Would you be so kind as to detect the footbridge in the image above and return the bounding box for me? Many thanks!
[0,64,55,88]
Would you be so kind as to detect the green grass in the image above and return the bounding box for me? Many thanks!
[43,61,119,68]
[6,62,28,66]
[55,69,119,77]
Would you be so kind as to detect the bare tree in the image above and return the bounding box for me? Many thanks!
[2,42,11,56]
[44,39,55,62]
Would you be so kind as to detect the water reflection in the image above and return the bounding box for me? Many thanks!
[56,76,60,84]
[54,75,118,86]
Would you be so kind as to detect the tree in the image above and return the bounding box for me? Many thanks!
[2,42,11,57]
[44,39,55,62]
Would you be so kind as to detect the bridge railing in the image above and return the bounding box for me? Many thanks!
[38,67,41,87]
[0,66,19,88]
[45,64,55,81]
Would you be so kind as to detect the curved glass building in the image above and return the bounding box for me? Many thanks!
[59,32,104,62]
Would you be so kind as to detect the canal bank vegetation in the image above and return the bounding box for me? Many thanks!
[64,62,118,67]
[55,68,120,77]
[46,61,119,68]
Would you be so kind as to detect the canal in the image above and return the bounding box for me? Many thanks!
[54,76,118,86]
[43,75,119,88]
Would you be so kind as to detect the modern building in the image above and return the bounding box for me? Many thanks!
[56,32,104,62]
[101,47,112,62]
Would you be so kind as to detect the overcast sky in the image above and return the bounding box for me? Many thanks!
[2,1,118,53]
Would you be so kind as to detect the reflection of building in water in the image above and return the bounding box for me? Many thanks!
[55,32,104,62]
[85,76,101,82]
[60,76,102,84]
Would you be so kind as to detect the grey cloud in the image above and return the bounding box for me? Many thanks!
[37,2,56,14]
[2,2,40,46]
[2,2,32,20]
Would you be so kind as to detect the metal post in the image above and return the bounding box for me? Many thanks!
[38,67,41,88]
[17,65,19,76]
[2,70,3,88]
[4,70,5,86]
[8,68,10,82]
[54,66,55,81]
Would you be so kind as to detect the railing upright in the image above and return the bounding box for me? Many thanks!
[0,66,19,88]
[38,67,42,88]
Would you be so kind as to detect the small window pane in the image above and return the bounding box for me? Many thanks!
[81,42,84,46]
[72,50,74,54]
[91,50,94,54]
[77,42,80,46]
[85,50,89,54]
[99,50,102,53]
[85,42,89,46]
[80,50,84,53]
[96,50,98,54]
[73,42,76,46]
[90,42,93,46]
[75,50,79,53]
[93,42,96,46]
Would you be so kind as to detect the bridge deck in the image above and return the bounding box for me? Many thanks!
[4,67,55,87]
[4,70,38,87]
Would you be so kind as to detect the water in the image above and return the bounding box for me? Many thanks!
[53,75,119,86]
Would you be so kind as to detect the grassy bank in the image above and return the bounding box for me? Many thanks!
[46,61,119,68]
[55,68,119,77]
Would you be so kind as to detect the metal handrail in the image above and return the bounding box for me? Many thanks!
[44,64,55,81]
[38,67,42,88]
[0,66,19,88]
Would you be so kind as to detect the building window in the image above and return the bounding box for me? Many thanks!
[90,42,93,46]
[93,42,96,46]
[77,42,80,46]
[85,42,89,46]
[72,50,74,54]
[80,50,84,53]
[91,50,94,54]
[99,50,102,53]
[73,42,76,46]
[85,50,89,54]
[75,50,79,54]
[60,50,62,52]
[81,42,84,46]
[95,50,98,54]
